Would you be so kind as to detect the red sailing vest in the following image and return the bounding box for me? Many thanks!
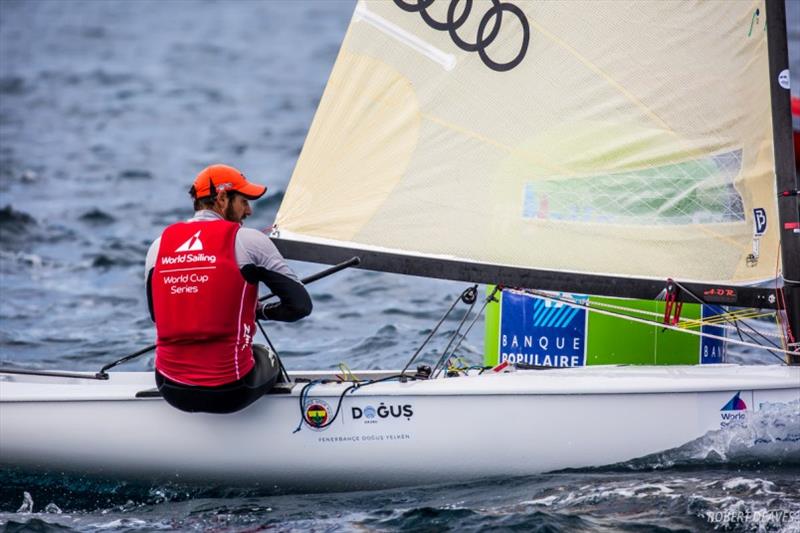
[152,220,258,386]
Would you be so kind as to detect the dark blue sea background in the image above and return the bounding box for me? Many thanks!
[1,0,799,531]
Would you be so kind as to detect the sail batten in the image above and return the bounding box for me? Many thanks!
[276,0,788,291]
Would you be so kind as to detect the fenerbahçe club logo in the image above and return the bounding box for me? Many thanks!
[304,399,332,430]
[175,230,204,252]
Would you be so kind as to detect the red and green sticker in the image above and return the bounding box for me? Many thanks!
[304,401,330,428]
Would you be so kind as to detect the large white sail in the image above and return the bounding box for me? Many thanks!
[275,0,780,285]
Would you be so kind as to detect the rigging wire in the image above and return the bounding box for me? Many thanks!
[256,319,291,383]
[581,294,784,366]
[520,289,792,363]
[666,280,792,365]
[584,299,779,337]
[773,240,798,356]
[661,285,779,347]
[776,285,798,351]
[773,243,786,352]
[431,285,478,378]
[677,309,773,329]
[671,281,783,352]
[549,281,785,359]
[399,288,467,377]
[704,304,781,348]
[449,285,501,358]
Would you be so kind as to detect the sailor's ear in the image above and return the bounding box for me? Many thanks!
[214,192,230,209]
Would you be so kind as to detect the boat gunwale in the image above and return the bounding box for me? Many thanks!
[2,365,798,402]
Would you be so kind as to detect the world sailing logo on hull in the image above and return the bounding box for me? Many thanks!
[719,391,748,428]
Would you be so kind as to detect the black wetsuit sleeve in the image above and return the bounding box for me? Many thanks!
[241,265,313,322]
[146,267,155,322]
[145,237,160,323]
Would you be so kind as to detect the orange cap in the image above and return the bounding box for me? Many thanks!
[192,164,267,200]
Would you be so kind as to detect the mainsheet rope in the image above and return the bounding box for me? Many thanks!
[521,289,794,362]
[581,298,781,338]
[670,280,784,353]
[774,241,797,351]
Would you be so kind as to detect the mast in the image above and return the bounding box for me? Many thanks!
[765,0,800,364]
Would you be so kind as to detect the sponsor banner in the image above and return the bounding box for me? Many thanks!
[499,290,586,367]
[491,290,725,366]
[700,305,724,364]
[350,402,413,425]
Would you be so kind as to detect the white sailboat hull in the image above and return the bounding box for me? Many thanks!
[1,365,798,491]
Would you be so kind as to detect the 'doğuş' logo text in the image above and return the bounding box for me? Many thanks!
[351,402,414,424]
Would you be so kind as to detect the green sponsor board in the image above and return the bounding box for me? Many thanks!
[584,296,699,365]
[484,287,718,367]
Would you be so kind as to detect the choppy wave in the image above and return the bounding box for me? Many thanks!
[0,249,45,268]
[88,254,141,269]
[0,205,37,235]
[117,169,152,181]
[0,76,27,95]
[596,400,800,471]
[517,473,800,533]
[3,466,797,532]
[77,209,116,224]
[0,205,80,253]
[83,237,149,269]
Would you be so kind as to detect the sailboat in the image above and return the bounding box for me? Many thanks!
[1,0,798,491]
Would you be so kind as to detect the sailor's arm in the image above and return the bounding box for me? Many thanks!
[144,237,160,322]
[237,228,312,322]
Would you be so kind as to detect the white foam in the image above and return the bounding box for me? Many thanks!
[721,477,779,495]
[16,491,33,514]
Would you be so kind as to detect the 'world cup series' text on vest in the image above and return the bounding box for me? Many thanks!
[152,220,258,386]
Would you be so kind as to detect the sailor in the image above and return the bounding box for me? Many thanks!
[144,164,312,413]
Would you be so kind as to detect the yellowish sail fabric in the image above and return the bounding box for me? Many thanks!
[276,0,779,284]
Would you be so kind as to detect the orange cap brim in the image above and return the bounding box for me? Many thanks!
[237,181,267,200]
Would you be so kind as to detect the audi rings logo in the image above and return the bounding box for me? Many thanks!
[394,0,530,72]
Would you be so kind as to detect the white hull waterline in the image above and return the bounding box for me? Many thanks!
[1,365,798,491]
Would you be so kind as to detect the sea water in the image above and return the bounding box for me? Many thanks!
[1,1,799,531]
